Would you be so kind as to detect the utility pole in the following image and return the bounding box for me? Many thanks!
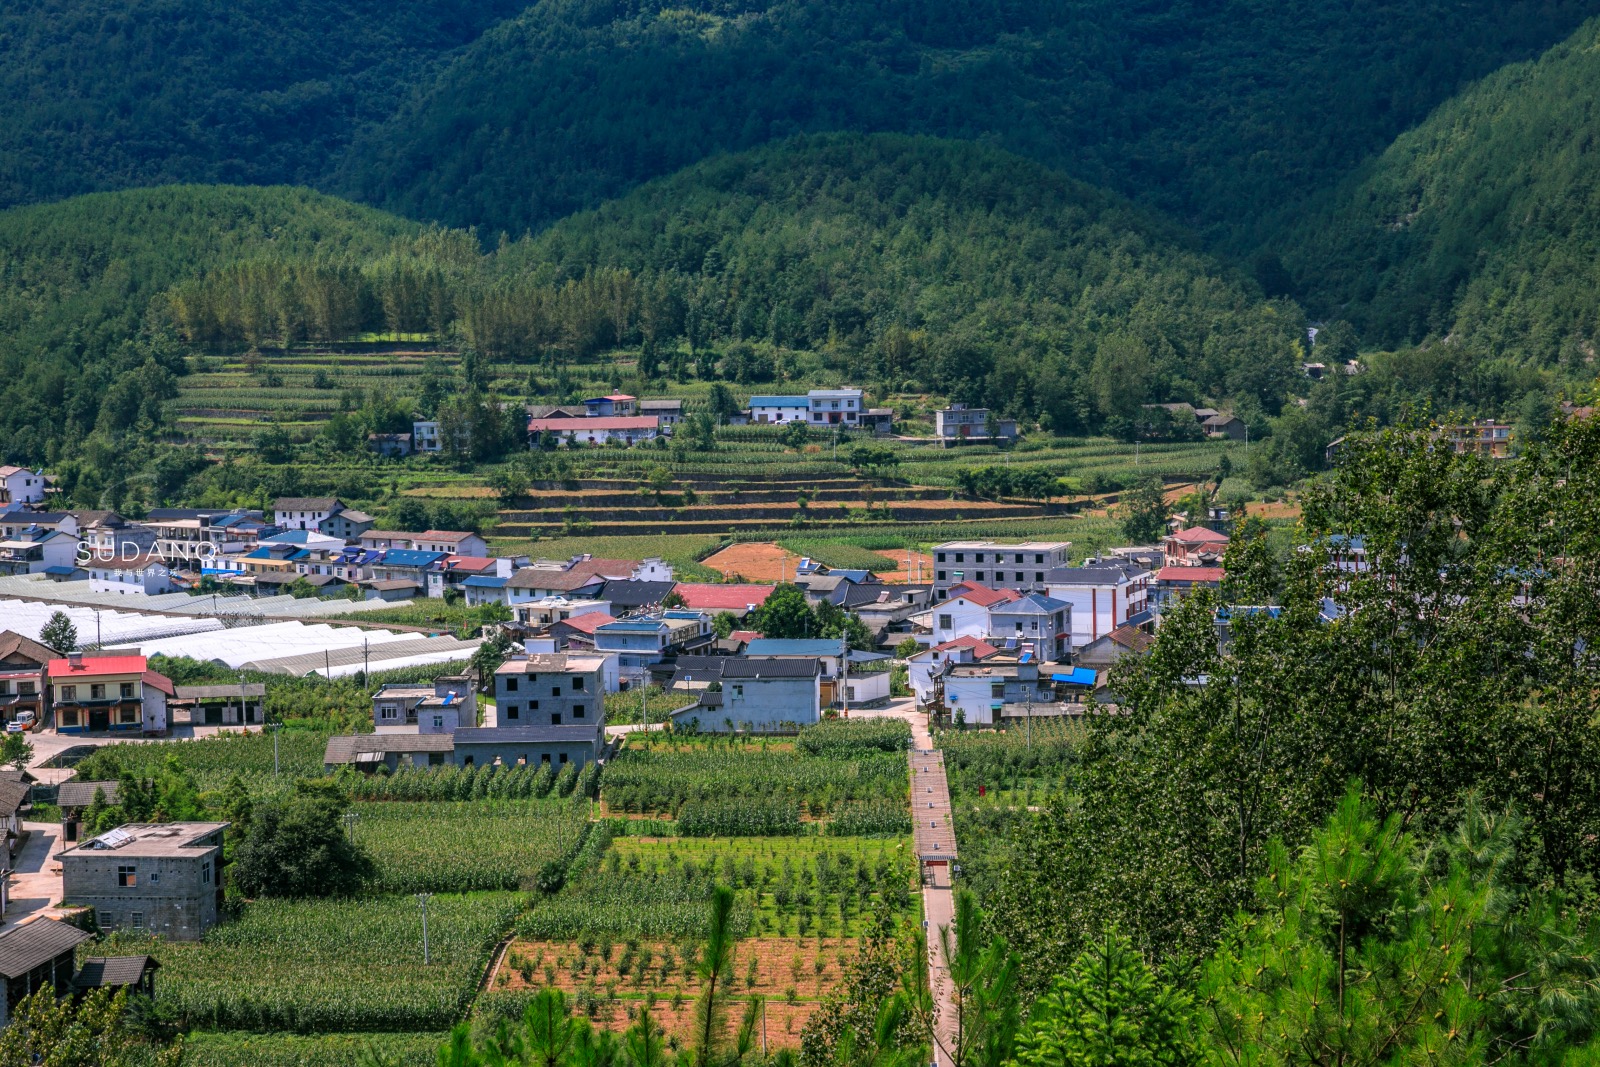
[416,893,433,964]
[343,810,360,845]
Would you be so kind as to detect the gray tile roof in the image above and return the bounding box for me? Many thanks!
[0,779,30,816]
[74,955,157,988]
[453,725,603,745]
[721,657,823,679]
[0,919,92,978]
[323,734,456,764]
[57,781,119,809]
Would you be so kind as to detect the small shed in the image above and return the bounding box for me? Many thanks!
[57,780,120,843]
[0,918,92,1026]
[171,683,265,727]
[73,956,158,999]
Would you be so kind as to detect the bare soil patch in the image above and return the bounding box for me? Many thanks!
[703,542,802,582]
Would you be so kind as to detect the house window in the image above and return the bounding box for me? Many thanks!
[936,552,946,563]
[936,571,946,581]
[571,677,585,691]
[975,572,985,582]
[18,682,32,695]
[432,715,444,730]
[991,684,1005,699]
[729,685,743,700]
[0,681,7,696]
[551,686,561,697]
[551,713,561,726]
[573,705,585,718]
[58,709,78,728]
[938,615,952,630]
[98,912,116,928]
[1035,554,1044,564]
[120,707,139,724]
[559,753,569,764]
[954,554,964,563]
[117,864,137,887]
[530,700,539,711]
[202,860,212,885]
[507,705,519,720]
[1015,622,1024,631]
[1035,572,1044,582]
[90,684,106,699]
[505,677,518,692]
[380,705,398,720]
[541,754,551,764]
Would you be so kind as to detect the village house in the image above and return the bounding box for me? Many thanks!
[670,656,824,732]
[508,556,652,604]
[582,393,637,417]
[320,508,376,542]
[597,578,678,614]
[0,919,92,1026]
[358,530,416,552]
[671,583,776,617]
[528,415,662,447]
[941,659,1056,726]
[1443,419,1514,458]
[1045,559,1151,645]
[323,734,455,773]
[59,822,228,941]
[369,548,448,598]
[987,591,1073,661]
[748,395,810,424]
[594,611,714,680]
[1152,565,1226,609]
[452,723,606,770]
[0,466,46,507]
[413,530,490,557]
[931,540,1071,599]
[0,510,76,541]
[907,636,999,705]
[807,387,865,426]
[1163,526,1231,568]
[271,497,346,532]
[49,653,173,735]
[57,780,120,843]
[462,574,510,607]
[87,553,178,596]
[367,432,413,458]
[1073,623,1155,671]
[514,596,612,630]
[75,511,156,560]
[1202,413,1247,440]
[439,556,510,597]
[0,526,78,576]
[549,610,619,651]
[372,674,476,734]
[489,653,606,729]
[413,421,443,453]
[933,404,1018,445]
[0,631,54,728]
[637,398,684,426]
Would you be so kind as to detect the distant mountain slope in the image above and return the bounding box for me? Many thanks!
[1281,16,1600,362]
[0,0,529,209]
[335,0,1598,243]
[508,134,1304,433]
[0,185,423,459]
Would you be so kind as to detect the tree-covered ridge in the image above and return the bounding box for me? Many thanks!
[0,0,529,210]
[0,185,425,460]
[1281,14,1600,361]
[512,134,1304,433]
[335,0,1598,243]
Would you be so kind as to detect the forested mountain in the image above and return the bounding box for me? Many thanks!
[334,0,1597,244]
[1279,15,1600,369]
[0,185,424,460]
[0,0,529,209]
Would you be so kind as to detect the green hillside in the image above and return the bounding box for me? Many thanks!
[0,0,528,209]
[334,0,1595,244]
[1281,15,1600,364]
[511,134,1303,432]
[0,185,425,461]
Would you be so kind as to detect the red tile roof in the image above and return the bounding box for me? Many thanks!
[728,630,763,643]
[141,671,175,696]
[444,556,498,573]
[529,417,660,432]
[557,612,617,635]
[673,583,776,611]
[1169,527,1230,544]
[48,656,147,678]
[1155,566,1226,583]
[933,636,1001,659]
[946,582,1019,607]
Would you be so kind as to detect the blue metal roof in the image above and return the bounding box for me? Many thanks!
[380,549,446,568]
[1051,667,1098,686]
[463,575,508,588]
[42,565,78,576]
[829,569,873,583]
[748,395,808,408]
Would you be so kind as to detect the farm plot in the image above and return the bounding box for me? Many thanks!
[355,799,591,894]
[180,1031,447,1067]
[937,720,1081,808]
[599,747,908,824]
[499,829,917,1049]
[150,893,520,1033]
[68,730,331,789]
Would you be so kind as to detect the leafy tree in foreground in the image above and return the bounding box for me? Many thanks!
[0,986,180,1066]
[1198,786,1600,1067]
[1011,929,1196,1067]
[1118,477,1169,544]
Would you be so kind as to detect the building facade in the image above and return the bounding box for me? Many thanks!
[60,822,228,941]
[931,541,1071,599]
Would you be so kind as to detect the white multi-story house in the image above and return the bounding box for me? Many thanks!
[0,467,46,506]
[807,388,865,426]
[933,404,1018,444]
[413,530,489,557]
[1045,559,1151,645]
[87,555,177,596]
[931,541,1071,599]
[413,421,443,453]
[927,582,1017,644]
[271,497,345,532]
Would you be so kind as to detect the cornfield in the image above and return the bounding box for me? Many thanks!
[357,800,590,893]
[796,720,912,758]
[180,1031,446,1066]
[937,720,1081,802]
[153,892,520,1032]
[601,748,906,817]
[346,759,597,802]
